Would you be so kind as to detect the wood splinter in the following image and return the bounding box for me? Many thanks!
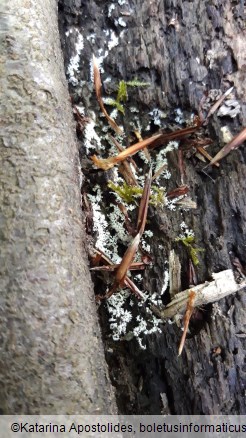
[151,269,246,354]
[156,269,246,320]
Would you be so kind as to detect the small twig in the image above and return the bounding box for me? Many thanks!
[108,134,139,186]
[134,130,151,162]
[155,270,246,319]
[152,163,168,181]
[90,261,149,272]
[136,167,152,236]
[166,185,189,199]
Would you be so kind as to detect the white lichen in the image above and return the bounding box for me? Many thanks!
[86,33,96,44]
[143,230,154,238]
[174,108,185,124]
[117,17,127,27]
[108,32,119,50]
[149,108,167,126]
[179,221,195,238]
[108,4,116,17]
[108,206,130,244]
[160,269,169,295]
[84,119,102,153]
[66,29,84,86]
[88,186,120,263]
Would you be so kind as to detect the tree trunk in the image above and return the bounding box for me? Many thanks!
[58,0,246,414]
[0,0,116,414]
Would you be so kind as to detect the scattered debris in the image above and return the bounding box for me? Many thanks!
[70,46,245,352]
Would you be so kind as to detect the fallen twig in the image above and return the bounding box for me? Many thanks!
[152,269,246,319]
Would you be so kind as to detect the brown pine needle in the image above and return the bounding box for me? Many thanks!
[178,290,196,355]
[92,249,145,301]
[194,145,220,167]
[93,55,123,135]
[209,127,246,166]
[108,134,139,185]
[91,132,164,170]
[134,130,151,162]
[90,261,148,272]
[91,125,199,170]
[115,233,141,285]
[136,167,152,236]
[115,168,152,285]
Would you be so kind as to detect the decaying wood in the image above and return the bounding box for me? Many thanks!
[59,0,246,415]
[169,250,181,299]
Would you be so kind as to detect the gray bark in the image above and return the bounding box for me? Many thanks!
[0,0,116,414]
[59,0,246,414]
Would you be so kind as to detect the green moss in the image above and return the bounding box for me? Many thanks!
[103,97,125,114]
[117,80,128,103]
[149,185,166,206]
[105,80,151,115]
[175,235,204,265]
[108,181,165,207]
[108,181,143,203]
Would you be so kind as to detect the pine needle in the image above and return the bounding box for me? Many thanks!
[178,290,196,355]
[209,127,246,166]
[93,55,123,135]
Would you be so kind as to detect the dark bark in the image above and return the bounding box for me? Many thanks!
[0,0,116,414]
[59,0,246,414]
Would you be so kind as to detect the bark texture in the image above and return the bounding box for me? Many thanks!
[59,0,246,414]
[0,0,116,414]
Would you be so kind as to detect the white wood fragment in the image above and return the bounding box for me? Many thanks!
[154,269,246,319]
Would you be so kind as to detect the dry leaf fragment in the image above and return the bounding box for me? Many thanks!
[93,55,123,135]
